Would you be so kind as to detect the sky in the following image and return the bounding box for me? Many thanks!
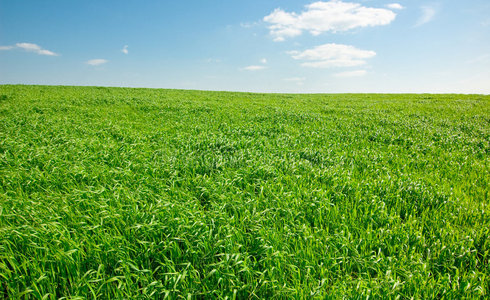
[1,0,489,93]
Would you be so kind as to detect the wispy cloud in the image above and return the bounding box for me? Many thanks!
[242,65,267,71]
[121,45,129,54]
[386,3,404,10]
[240,21,259,28]
[289,43,376,68]
[0,43,58,56]
[334,70,367,77]
[242,58,268,71]
[415,5,437,27]
[263,1,397,41]
[86,59,108,66]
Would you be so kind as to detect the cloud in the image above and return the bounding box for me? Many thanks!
[242,58,268,70]
[16,43,59,56]
[0,43,58,56]
[240,21,259,28]
[122,45,128,54]
[386,3,404,10]
[334,70,367,77]
[289,43,376,68]
[415,5,437,27]
[242,65,267,71]
[263,1,397,41]
[86,59,108,66]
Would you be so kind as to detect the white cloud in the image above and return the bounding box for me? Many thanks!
[0,43,58,55]
[16,43,59,56]
[16,43,41,51]
[264,1,397,41]
[415,5,437,27]
[122,45,128,54]
[334,70,367,77]
[386,3,404,10]
[86,59,108,66]
[289,43,376,68]
[242,65,267,71]
[242,58,268,70]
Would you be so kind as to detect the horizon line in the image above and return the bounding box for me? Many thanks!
[1,83,489,96]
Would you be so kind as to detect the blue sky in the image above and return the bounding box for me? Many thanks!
[1,0,489,93]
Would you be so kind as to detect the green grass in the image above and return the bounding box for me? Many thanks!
[0,85,489,299]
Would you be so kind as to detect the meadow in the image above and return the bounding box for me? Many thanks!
[0,85,488,299]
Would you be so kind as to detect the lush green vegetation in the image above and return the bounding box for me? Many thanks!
[0,85,489,298]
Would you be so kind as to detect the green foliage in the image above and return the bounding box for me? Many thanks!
[0,85,489,298]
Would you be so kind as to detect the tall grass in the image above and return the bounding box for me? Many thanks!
[0,85,489,298]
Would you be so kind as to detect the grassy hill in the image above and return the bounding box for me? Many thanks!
[0,85,489,298]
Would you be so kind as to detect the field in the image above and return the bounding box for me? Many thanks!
[0,85,489,298]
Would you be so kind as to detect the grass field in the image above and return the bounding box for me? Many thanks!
[0,85,489,298]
